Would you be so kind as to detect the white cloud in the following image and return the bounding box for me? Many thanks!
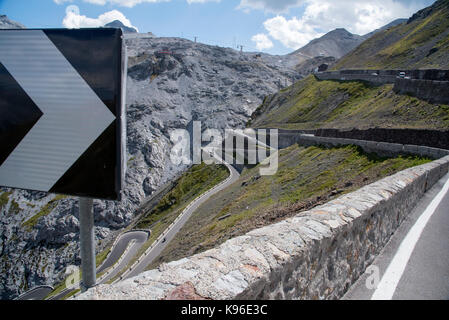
[254,0,425,50]
[263,15,323,49]
[62,5,139,31]
[54,0,73,4]
[186,0,220,3]
[238,0,304,13]
[82,0,108,4]
[54,0,221,7]
[82,0,169,7]
[251,33,274,50]
[83,0,182,8]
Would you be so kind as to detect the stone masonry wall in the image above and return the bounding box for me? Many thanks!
[314,71,396,85]
[315,128,449,151]
[77,136,449,300]
[393,78,449,104]
[314,70,449,104]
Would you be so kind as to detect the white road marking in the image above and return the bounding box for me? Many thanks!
[371,175,449,300]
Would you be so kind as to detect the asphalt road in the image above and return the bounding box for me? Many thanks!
[46,230,148,300]
[344,172,449,300]
[119,152,240,280]
[19,131,269,297]
[98,231,148,283]
[15,286,53,300]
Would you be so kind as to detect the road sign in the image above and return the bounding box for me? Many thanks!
[0,28,126,200]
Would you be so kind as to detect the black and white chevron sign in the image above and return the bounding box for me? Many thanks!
[0,28,126,200]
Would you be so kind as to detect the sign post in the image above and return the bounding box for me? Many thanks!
[0,28,127,293]
[79,198,96,291]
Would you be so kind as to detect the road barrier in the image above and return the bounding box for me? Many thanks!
[314,69,449,104]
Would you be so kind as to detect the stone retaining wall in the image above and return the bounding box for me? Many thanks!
[314,70,449,104]
[77,155,449,300]
[275,130,449,159]
[317,69,449,81]
[314,71,396,85]
[315,128,449,151]
[338,69,449,81]
[295,134,449,159]
[393,78,449,104]
[77,133,449,300]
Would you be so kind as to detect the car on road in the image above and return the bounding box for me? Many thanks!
[398,71,406,78]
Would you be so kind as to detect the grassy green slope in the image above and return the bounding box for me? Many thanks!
[146,144,431,270]
[248,75,449,130]
[46,163,229,298]
[334,0,449,69]
[103,163,229,283]
[135,163,229,230]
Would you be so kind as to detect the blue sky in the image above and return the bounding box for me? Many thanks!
[0,0,434,55]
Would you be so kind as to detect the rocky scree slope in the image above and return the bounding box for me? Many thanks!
[0,28,298,298]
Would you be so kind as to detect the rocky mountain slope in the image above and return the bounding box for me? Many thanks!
[0,22,298,298]
[250,1,449,131]
[363,18,407,39]
[0,6,434,298]
[286,18,408,71]
[290,28,366,60]
[0,15,25,29]
[248,75,449,130]
[334,0,449,69]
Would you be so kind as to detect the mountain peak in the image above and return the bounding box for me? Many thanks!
[289,28,363,60]
[104,20,137,33]
[329,28,351,34]
[0,14,26,29]
[408,0,449,24]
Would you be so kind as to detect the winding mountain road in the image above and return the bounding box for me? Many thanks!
[97,231,148,283]
[118,150,240,281]
[20,133,262,298]
[46,230,148,300]
[15,286,53,301]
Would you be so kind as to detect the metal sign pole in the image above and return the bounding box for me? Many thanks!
[79,197,96,292]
